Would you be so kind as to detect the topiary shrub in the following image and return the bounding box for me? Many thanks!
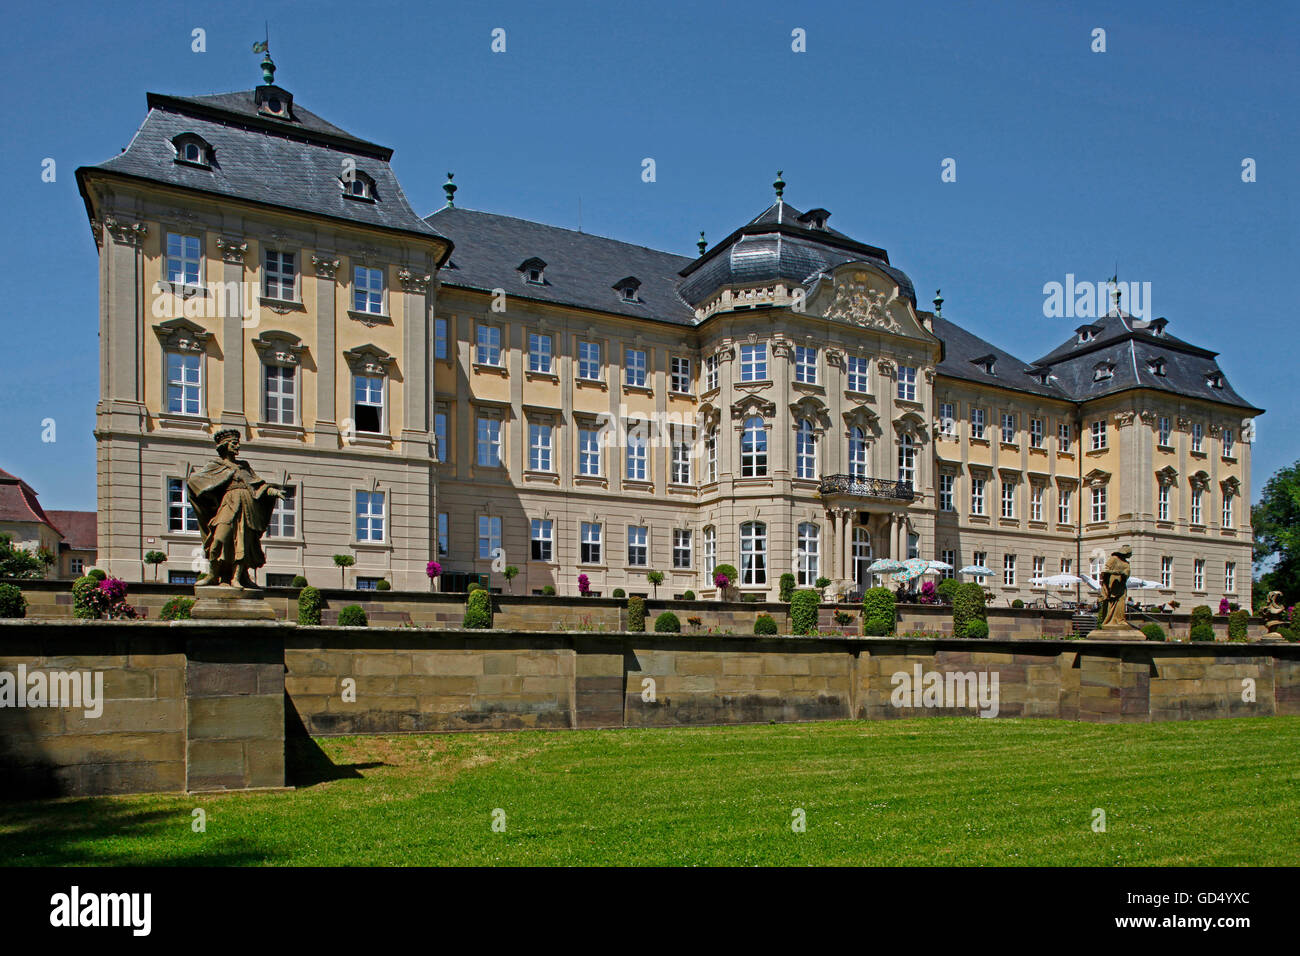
[87,568,107,581]
[1190,623,1216,642]
[962,619,990,639]
[298,586,323,625]
[0,583,27,619]
[541,585,557,596]
[291,575,308,588]
[612,588,626,599]
[713,564,738,596]
[376,579,391,591]
[1011,598,1025,609]
[1227,609,1249,641]
[754,613,778,635]
[953,582,988,638]
[862,587,896,636]
[1142,622,1167,642]
[72,575,99,619]
[159,596,194,621]
[1190,604,1213,628]
[463,589,492,629]
[936,578,960,604]
[627,596,646,632]
[790,589,820,636]
[338,604,368,627]
[653,611,681,633]
[778,573,796,603]
[467,582,484,594]
[682,590,696,601]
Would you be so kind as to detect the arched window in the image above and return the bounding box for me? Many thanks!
[898,433,916,485]
[797,522,820,586]
[741,417,767,478]
[853,528,873,591]
[172,133,212,168]
[740,521,767,585]
[795,419,817,480]
[849,427,869,478]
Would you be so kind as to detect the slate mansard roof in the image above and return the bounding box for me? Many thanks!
[77,88,447,247]
[928,315,1071,401]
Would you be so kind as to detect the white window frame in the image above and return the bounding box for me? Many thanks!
[627,525,649,567]
[671,436,692,485]
[435,317,449,361]
[166,477,199,533]
[626,432,648,481]
[476,415,502,467]
[1032,556,1044,588]
[578,341,602,381]
[478,515,502,560]
[741,417,767,478]
[352,373,385,434]
[971,407,986,440]
[740,521,767,586]
[1191,488,1203,525]
[796,522,820,587]
[847,356,870,394]
[263,248,297,301]
[1029,418,1044,448]
[704,354,719,392]
[897,366,917,402]
[1001,481,1016,519]
[355,490,385,542]
[739,343,767,382]
[1225,561,1236,593]
[1003,553,1017,587]
[898,434,916,485]
[673,529,692,569]
[1158,416,1171,447]
[702,526,717,576]
[267,485,297,538]
[1091,419,1107,451]
[971,477,986,516]
[939,473,954,512]
[1158,484,1170,521]
[166,351,203,417]
[670,356,692,394]
[1191,422,1204,453]
[165,232,202,287]
[578,427,601,476]
[1058,487,1072,524]
[1161,556,1173,589]
[1091,485,1108,522]
[353,265,384,315]
[939,403,956,437]
[795,419,817,480]
[476,324,503,366]
[794,345,818,385]
[624,348,648,388]
[1001,413,1017,445]
[581,522,603,565]
[1030,484,1043,522]
[1058,422,1071,452]
[1193,558,1205,591]
[531,518,553,562]
[527,332,553,373]
[263,363,297,425]
[528,422,553,472]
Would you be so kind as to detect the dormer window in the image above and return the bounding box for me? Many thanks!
[1146,357,1166,376]
[1206,371,1224,389]
[341,171,377,201]
[798,208,831,230]
[614,276,641,303]
[518,257,547,285]
[970,353,996,376]
[1076,323,1102,344]
[172,133,212,168]
[1024,366,1051,385]
[255,85,294,120]
[1093,361,1115,382]
[1147,317,1168,336]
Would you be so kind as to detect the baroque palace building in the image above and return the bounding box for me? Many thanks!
[76,65,1262,605]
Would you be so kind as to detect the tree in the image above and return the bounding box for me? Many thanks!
[0,533,44,579]
[646,569,664,598]
[333,553,355,588]
[1253,461,1300,601]
[503,565,519,592]
[144,550,167,581]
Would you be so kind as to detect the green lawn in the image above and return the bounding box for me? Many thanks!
[4,717,1299,866]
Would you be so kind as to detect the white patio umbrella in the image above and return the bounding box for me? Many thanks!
[1127,577,1163,589]
[1042,572,1099,591]
[958,565,993,576]
[924,560,953,573]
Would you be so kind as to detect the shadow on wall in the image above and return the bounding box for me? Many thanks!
[284,693,385,788]
[0,701,63,801]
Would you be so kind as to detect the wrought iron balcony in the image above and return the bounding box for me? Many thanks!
[818,474,914,502]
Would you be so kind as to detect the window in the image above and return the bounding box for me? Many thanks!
[624,348,648,388]
[1029,418,1044,448]
[1058,487,1072,524]
[740,343,767,382]
[264,364,296,425]
[1161,556,1173,589]
[671,436,692,485]
[908,533,920,560]
[705,354,719,392]
[1090,419,1107,450]
[1191,422,1203,453]
[579,427,601,476]
[1001,481,1016,519]
[940,550,956,579]
[1223,429,1235,458]
[939,403,956,437]
[166,352,202,416]
[897,434,916,485]
[578,341,601,381]
[528,333,553,373]
[343,172,374,199]
[353,266,383,314]
[1222,492,1234,528]
[531,519,553,561]
[166,233,201,286]
[356,577,382,591]
[1058,422,1071,453]
[1091,485,1107,522]
[705,429,717,482]
[973,551,988,584]
[702,526,716,576]
[1090,555,1103,582]
[437,513,448,556]
[793,522,819,587]
[476,325,502,366]
[70,558,84,576]
[1001,413,1017,444]
[1032,556,1045,587]
[267,485,297,537]
[971,407,986,440]
[175,137,209,166]
[170,570,199,585]
[1193,558,1205,591]
[794,346,817,384]
[1059,558,1074,587]
[939,474,954,512]
[528,423,553,472]
[897,366,917,402]
[971,476,986,516]
[581,522,602,564]
[627,526,649,566]
[434,411,448,463]
[476,416,501,467]
[1225,561,1236,593]
[264,249,296,300]
[626,431,648,481]
[1030,484,1044,521]
[741,417,767,478]
[847,356,870,393]
[673,529,692,569]
[795,420,817,480]
[670,356,692,394]
[1003,554,1017,587]
[435,318,448,360]
[1191,488,1203,525]
[478,515,502,560]
[166,478,199,533]
[356,491,385,542]
[1158,416,1171,447]
[1158,484,1170,521]
[353,375,384,433]
[849,428,869,479]
[740,521,767,585]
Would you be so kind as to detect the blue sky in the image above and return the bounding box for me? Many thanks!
[0,0,1294,511]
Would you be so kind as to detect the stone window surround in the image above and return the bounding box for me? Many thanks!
[351,479,390,549]
[153,318,211,424]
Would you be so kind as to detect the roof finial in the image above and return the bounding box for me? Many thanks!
[933,289,944,316]
[773,170,785,200]
[697,231,707,256]
[1108,270,1120,313]
[253,30,275,85]
[443,172,457,208]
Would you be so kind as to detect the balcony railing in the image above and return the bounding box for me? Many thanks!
[818,474,914,502]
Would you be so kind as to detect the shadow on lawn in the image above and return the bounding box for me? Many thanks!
[285,695,385,788]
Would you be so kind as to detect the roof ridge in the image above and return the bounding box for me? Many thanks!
[429,207,694,261]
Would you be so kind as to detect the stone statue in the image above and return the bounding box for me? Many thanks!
[1088,544,1142,639]
[187,430,283,620]
[1261,591,1289,642]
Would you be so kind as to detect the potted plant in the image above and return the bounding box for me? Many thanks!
[426,560,442,592]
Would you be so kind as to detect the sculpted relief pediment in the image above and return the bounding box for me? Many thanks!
[808,263,926,340]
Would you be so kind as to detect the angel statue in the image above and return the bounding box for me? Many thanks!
[187,429,285,589]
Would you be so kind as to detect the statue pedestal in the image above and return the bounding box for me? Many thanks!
[1085,623,1146,641]
[191,585,278,621]
[1259,632,1289,644]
